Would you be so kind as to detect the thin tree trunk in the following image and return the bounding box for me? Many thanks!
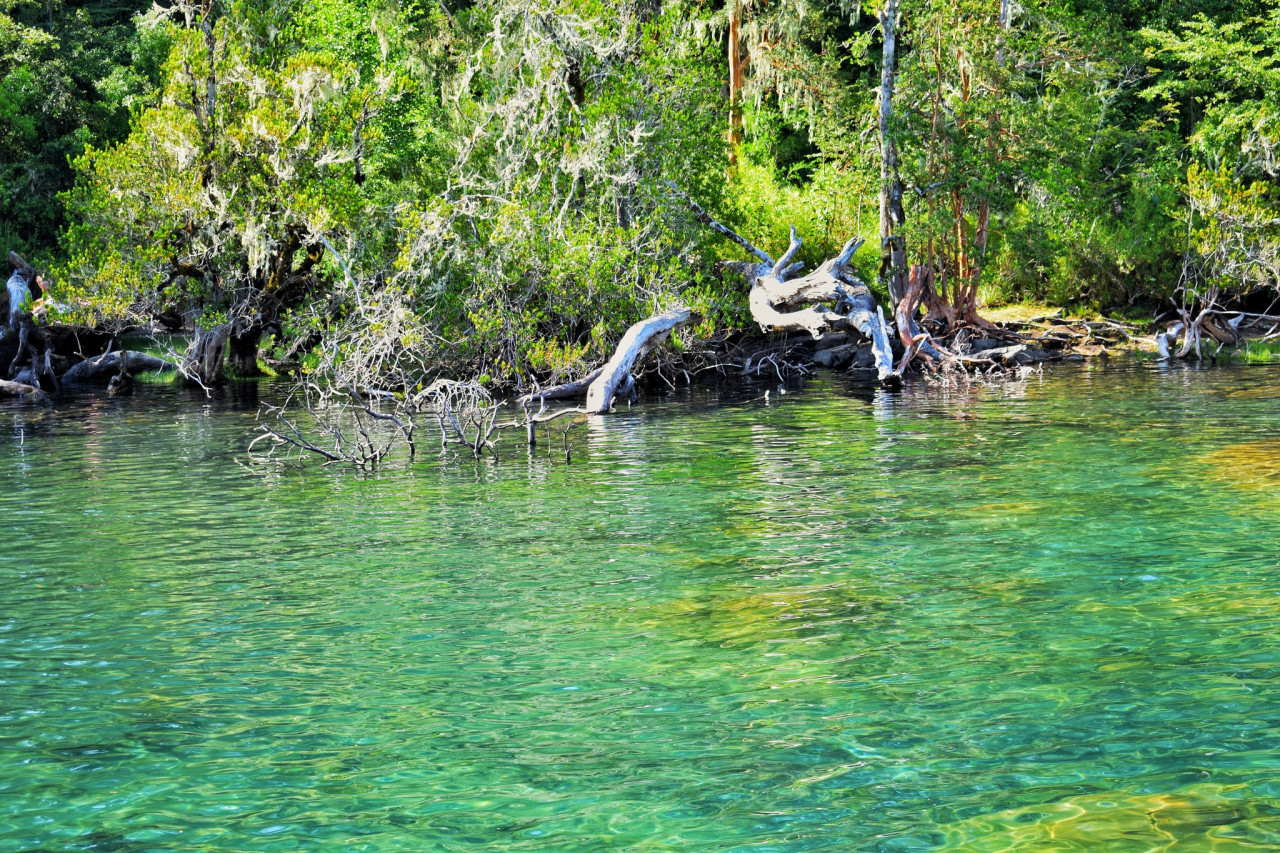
[728,0,744,167]
[996,0,1011,64]
[878,0,908,308]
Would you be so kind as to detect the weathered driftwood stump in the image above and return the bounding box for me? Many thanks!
[669,184,900,386]
[746,230,897,385]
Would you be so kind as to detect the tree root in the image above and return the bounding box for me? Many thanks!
[670,186,900,386]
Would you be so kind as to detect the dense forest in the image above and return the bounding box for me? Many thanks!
[2,0,1278,405]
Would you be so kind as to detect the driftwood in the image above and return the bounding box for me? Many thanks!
[5,251,60,390]
[510,307,695,447]
[520,311,692,413]
[0,378,44,399]
[1156,322,1184,360]
[751,234,897,383]
[6,252,42,323]
[585,308,693,413]
[522,368,604,405]
[61,351,176,385]
[669,185,900,385]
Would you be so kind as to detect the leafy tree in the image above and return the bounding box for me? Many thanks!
[57,0,414,383]
[375,0,733,383]
[1,0,166,258]
[1145,4,1280,300]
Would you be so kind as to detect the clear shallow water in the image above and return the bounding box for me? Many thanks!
[2,363,1280,851]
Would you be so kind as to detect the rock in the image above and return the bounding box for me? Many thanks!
[1013,347,1051,364]
[814,332,849,351]
[849,344,876,369]
[814,344,855,369]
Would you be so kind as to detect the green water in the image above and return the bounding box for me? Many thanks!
[3,364,1280,851]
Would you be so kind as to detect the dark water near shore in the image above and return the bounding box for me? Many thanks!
[3,362,1280,851]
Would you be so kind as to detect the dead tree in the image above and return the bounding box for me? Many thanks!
[670,185,900,386]
[1154,286,1256,361]
[584,308,693,413]
[420,380,500,457]
[251,375,418,468]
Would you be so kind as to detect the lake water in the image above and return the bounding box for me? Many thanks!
[3,362,1280,851]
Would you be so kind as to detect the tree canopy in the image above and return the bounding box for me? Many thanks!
[5,0,1278,387]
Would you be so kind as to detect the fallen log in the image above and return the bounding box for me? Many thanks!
[61,351,176,385]
[585,308,694,413]
[0,378,44,399]
[512,307,695,444]
[521,368,605,406]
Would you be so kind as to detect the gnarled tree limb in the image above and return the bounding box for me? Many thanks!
[668,187,902,386]
[585,308,694,413]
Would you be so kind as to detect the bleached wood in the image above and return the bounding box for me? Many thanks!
[747,235,897,383]
[584,308,694,413]
[0,379,43,399]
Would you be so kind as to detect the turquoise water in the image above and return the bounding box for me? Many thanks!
[3,363,1280,851]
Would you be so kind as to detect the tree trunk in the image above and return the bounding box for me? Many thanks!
[7,251,38,328]
[229,326,263,377]
[895,265,946,367]
[727,0,744,166]
[585,308,694,413]
[62,351,176,384]
[878,0,908,308]
[184,324,229,386]
[521,368,605,407]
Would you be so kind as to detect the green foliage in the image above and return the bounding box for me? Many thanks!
[55,0,418,334]
[726,155,884,297]
[1144,4,1280,300]
[1,0,167,259]
[376,0,734,381]
[10,0,1279,387]
[1232,339,1280,364]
